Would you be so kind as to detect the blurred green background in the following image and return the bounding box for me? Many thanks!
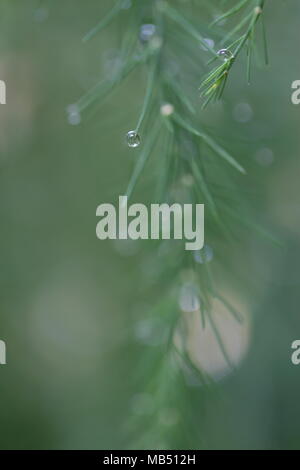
[0,0,300,450]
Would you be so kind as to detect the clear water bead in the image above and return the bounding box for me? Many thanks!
[126,130,141,148]
[217,48,234,61]
[139,24,156,43]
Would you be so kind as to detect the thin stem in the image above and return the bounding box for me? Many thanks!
[135,60,157,133]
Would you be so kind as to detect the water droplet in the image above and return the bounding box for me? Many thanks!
[126,130,141,148]
[217,48,234,61]
[179,284,200,313]
[139,24,156,43]
[194,245,213,264]
[66,104,81,126]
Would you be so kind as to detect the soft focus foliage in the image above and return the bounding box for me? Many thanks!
[0,0,300,450]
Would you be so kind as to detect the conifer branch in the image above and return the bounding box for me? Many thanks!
[200,0,268,104]
[72,0,272,448]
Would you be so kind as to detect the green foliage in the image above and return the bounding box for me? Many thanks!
[76,0,271,449]
[200,0,267,104]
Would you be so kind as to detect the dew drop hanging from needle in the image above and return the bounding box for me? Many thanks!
[139,24,156,43]
[126,130,141,148]
[126,39,158,149]
[217,48,234,61]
